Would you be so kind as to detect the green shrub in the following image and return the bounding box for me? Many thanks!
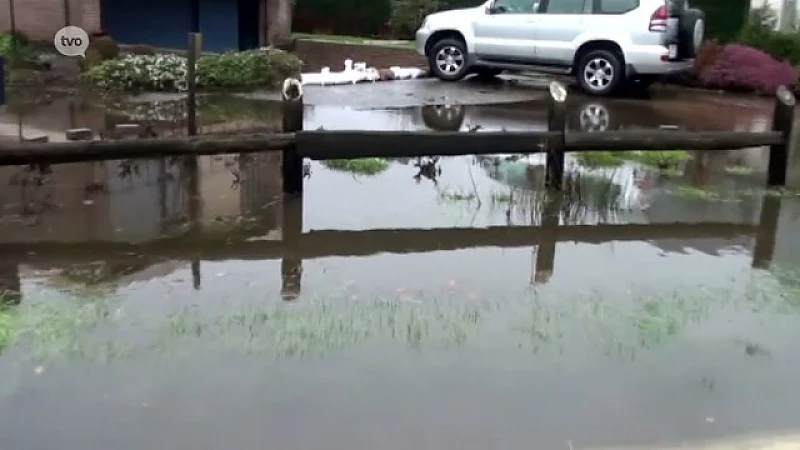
[80,36,121,71]
[0,32,30,57]
[198,48,301,88]
[690,0,750,42]
[389,0,442,39]
[82,49,301,91]
[738,4,800,65]
[83,54,188,90]
[7,68,39,85]
[0,32,34,66]
[293,0,482,38]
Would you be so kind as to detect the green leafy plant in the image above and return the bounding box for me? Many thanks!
[322,158,390,175]
[575,150,689,169]
[738,4,800,65]
[0,32,30,58]
[82,49,301,91]
[80,35,121,71]
[389,0,442,39]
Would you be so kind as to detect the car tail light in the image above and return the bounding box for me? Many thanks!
[649,5,668,32]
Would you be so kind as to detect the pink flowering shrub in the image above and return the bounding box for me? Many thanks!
[699,44,799,95]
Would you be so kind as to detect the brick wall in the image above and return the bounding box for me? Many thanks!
[0,0,101,42]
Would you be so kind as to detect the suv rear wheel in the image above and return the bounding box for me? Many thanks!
[428,38,470,82]
[677,9,705,59]
[576,49,623,96]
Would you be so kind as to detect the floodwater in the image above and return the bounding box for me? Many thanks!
[1,90,800,449]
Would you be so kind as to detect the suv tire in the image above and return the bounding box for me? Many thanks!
[678,9,705,59]
[576,49,623,97]
[428,38,470,82]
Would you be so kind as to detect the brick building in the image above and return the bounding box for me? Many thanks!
[0,0,101,41]
[0,0,266,52]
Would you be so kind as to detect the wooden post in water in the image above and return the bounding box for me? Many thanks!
[532,192,561,285]
[0,56,6,107]
[183,156,202,289]
[0,262,21,306]
[545,81,567,190]
[752,194,783,269]
[186,33,202,136]
[768,86,796,187]
[281,195,303,301]
[281,78,304,194]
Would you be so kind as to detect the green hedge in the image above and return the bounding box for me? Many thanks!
[293,0,484,36]
[293,0,750,40]
[690,0,750,42]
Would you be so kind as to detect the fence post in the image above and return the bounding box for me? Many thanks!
[0,262,21,306]
[752,194,782,269]
[281,78,304,194]
[0,56,5,107]
[186,32,202,136]
[768,85,795,187]
[545,81,567,190]
[532,192,562,285]
[281,195,303,301]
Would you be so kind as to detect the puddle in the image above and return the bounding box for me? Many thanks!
[1,89,800,449]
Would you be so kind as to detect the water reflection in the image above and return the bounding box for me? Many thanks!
[0,156,792,300]
[3,91,800,450]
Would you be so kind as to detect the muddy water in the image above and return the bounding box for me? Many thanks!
[1,96,800,449]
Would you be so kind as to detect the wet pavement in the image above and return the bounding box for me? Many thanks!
[1,85,800,449]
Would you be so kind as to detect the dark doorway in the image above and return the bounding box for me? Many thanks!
[238,0,260,50]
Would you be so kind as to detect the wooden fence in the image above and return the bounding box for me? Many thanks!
[0,78,796,194]
[0,193,787,300]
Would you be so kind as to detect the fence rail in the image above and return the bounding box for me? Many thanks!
[0,194,785,299]
[0,79,796,192]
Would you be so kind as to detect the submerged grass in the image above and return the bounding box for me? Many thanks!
[322,158,389,176]
[725,165,754,176]
[576,150,690,169]
[2,266,798,362]
[670,186,800,201]
[438,188,478,203]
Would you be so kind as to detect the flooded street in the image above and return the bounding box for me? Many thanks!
[1,82,800,449]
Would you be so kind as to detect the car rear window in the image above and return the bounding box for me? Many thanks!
[596,0,639,14]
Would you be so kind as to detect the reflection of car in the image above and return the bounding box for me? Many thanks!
[415,0,704,97]
[569,101,685,132]
[418,101,684,133]
[421,105,467,131]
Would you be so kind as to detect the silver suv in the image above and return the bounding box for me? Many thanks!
[415,0,705,96]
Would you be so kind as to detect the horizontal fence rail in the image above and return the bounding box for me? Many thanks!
[0,221,760,263]
[0,194,785,297]
[0,79,795,191]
